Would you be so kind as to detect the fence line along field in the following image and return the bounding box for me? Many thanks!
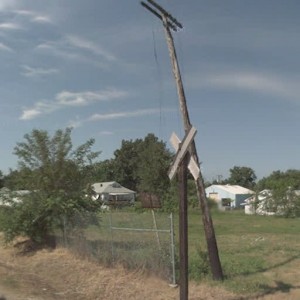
[53,209,300,297]
[59,211,176,283]
[1,209,300,299]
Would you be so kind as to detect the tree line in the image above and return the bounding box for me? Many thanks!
[0,128,299,245]
[0,128,173,245]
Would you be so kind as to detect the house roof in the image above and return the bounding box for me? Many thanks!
[92,182,135,195]
[207,184,254,195]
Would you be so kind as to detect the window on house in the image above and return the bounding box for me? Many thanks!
[221,198,231,207]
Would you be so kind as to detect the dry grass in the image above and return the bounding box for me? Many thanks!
[1,237,300,300]
[0,235,237,300]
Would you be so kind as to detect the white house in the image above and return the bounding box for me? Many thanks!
[91,181,136,205]
[205,184,254,210]
[243,189,300,216]
[0,187,30,206]
[242,189,274,215]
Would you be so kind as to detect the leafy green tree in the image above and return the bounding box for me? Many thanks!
[0,170,3,189]
[0,128,101,245]
[227,166,257,189]
[257,169,300,217]
[257,169,300,191]
[112,134,172,195]
[92,159,116,182]
[113,138,142,191]
[3,169,30,190]
[137,134,172,195]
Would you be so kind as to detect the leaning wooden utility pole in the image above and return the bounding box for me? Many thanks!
[141,0,224,281]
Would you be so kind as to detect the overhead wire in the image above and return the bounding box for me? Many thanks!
[174,29,186,138]
[149,1,187,142]
[151,26,165,139]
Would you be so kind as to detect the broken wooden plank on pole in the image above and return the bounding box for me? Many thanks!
[168,126,197,180]
[170,132,200,180]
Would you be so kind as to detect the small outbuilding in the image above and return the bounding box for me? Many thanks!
[91,181,136,206]
[243,189,300,216]
[242,189,274,215]
[0,187,30,206]
[205,184,254,210]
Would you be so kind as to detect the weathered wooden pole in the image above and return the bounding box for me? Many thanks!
[161,14,223,281]
[141,0,223,281]
[168,126,197,298]
[178,153,189,299]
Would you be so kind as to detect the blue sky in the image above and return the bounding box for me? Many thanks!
[0,0,299,181]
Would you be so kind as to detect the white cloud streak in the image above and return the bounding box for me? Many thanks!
[67,35,116,61]
[99,131,114,136]
[0,22,21,30]
[67,118,83,129]
[189,71,300,103]
[32,15,52,24]
[13,10,33,16]
[36,35,116,65]
[20,101,55,120]
[21,65,59,77]
[36,42,84,61]
[88,108,167,121]
[0,42,13,52]
[20,88,129,120]
[56,89,128,106]
[66,108,173,129]
[14,10,53,24]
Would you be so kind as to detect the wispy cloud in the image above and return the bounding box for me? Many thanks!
[88,108,169,121]
[56,89,128,106]
[0,42,13,52]
[13,10,33,16]
[36,42,84,61]
[67,118,83,129]
[20,88,129,120]
[188,70,300,103]
[32,15,52,24]
[0,22,21,30]
[66,108,174,129]
[14,10,53,24]
[67,35,116,61]
[36,35,116,65]
[99,131,114,136]
[20,101,55,120]
[21,65,59,77]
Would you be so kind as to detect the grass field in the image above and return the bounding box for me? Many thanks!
[186,209,300,295]
[1,208,300,299]
[73,208,300,296]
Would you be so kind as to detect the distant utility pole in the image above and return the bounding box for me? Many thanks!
[141,0,224,283]
[217,175,223,183]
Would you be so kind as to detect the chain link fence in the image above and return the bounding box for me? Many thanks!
[56,210,176,285]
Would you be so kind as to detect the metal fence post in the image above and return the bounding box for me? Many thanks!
[170,212,177,287]
[109,212,114,264]
[63,215,67,247]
